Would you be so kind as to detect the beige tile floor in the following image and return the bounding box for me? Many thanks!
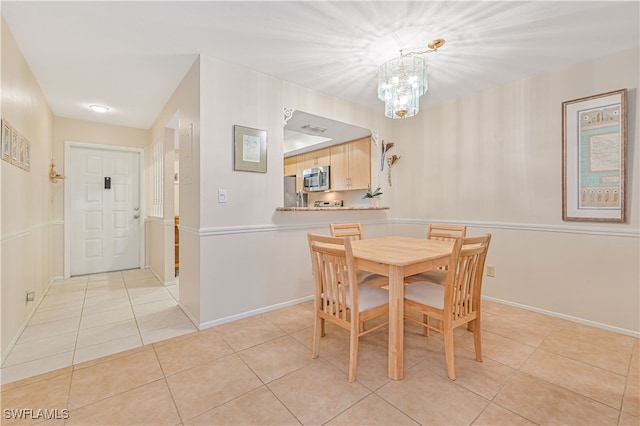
[1,288,638,425]
[1,269,195,385]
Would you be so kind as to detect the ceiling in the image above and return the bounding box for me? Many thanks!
[2,1,638,130]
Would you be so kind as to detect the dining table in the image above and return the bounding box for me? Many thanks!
[350,236,455,380]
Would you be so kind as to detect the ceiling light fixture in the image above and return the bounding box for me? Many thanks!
[89,104,109,113]
[377,38,445,119]
[300,124,327,135]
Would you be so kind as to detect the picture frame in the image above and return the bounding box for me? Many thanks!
[562,89,627,222]
[25,140,31,171]
[21,137,31,172]
[11,127,20,166]
[1,119,11,162]
[233,125,267,173]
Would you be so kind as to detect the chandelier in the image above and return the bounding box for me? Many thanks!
[377,38,445,119]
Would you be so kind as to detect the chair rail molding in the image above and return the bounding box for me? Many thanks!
[184,218,638,239]
[395,218,639,239]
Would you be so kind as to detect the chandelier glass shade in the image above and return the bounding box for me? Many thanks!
[377,55,427,119]
[377,38,444,119]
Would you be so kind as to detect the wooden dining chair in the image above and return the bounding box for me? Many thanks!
[404,233,492,380]
[329,223,388,287]
[405,223,467,285]
[307,233,389,382]
[329,222,364,240]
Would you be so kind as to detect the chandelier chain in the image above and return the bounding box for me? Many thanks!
[400,38,446,57]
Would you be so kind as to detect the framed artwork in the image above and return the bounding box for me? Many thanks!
[25,140,31,171]
[21,138,31,172]
[11,127,20,165]
[1,119,11,162]
[233,125,267,173]
[562,89,627,222]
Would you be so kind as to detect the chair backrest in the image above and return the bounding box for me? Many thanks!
[330,223,363,240]
[427,224,467,241]
[307,233,359,323]
[444,234,491,320]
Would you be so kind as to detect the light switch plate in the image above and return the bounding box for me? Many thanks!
[218,189,228,203]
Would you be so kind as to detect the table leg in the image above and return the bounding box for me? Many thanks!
[388,265,404,380]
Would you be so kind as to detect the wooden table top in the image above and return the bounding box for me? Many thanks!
[350,236,454,266]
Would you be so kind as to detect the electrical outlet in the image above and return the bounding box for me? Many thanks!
[218,189,228,203]
[486,265,495,277]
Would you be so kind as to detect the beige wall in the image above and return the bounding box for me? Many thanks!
[1,17,55,358]
[390,47,639,332]
[196,56,390,326]
[182,50,638,334]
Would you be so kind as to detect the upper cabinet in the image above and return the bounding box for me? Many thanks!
[302,148,330,169]
[283,110,373,193]
[330,137,371,191]
[282,137,371,192]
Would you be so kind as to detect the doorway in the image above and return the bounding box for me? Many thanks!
[64,142,144,277]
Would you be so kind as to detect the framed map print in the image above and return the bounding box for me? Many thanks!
[562,89,627,222]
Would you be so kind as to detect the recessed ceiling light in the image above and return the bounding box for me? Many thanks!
[89,104,109,113]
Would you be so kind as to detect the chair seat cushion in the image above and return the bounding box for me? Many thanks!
[358,271,388,287]
[406,269,447,285]
[404,281,444,310]
[353,284,390,312]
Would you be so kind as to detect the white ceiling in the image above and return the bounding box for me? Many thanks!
[2,1,639,130]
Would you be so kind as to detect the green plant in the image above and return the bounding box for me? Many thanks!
[363,186,383,198]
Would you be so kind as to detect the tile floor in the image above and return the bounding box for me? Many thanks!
[1,279,638,425]
[1,269,196,385]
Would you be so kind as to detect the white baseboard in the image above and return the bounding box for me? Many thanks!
[1,277,57,364]
[483,296,640,338]
[197,295,314,330]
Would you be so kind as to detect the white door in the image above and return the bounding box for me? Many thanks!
[70,146,141,276]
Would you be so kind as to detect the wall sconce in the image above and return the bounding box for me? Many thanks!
[49,162,65,183]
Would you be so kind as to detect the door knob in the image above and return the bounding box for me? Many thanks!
[133,214,140,219]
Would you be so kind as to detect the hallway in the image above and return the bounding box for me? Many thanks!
[1,269,196,384]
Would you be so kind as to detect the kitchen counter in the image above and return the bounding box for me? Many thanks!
[276,206,390,211]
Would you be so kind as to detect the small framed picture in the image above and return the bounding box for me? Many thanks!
[1,119,11,162]
[21,138,31,172]
[233,125,267,173]
[11,128,20,165]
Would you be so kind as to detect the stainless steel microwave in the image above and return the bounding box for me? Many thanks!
[303,166,330,191]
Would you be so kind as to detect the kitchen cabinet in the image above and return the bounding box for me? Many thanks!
[330,137,371,191]
[283,155,303,191]
[302,148,330,168]
[284,148,331,192]
[283,139,371,193]
[284,156,297,176]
